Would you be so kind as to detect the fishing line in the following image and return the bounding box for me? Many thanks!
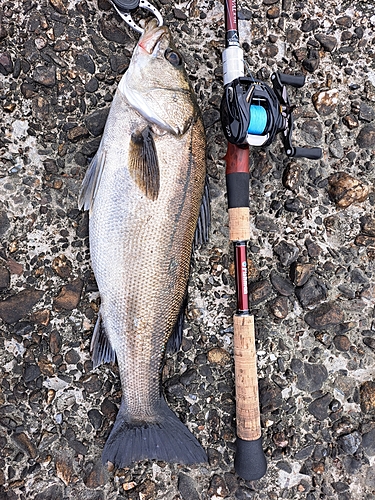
[247,105,267,135]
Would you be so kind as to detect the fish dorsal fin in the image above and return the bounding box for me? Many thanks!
[78,149,106,213]
[194,174,211,247]
[91,311,116,368]
[129,126,159,201]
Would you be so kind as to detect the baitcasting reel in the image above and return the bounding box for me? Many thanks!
[220,71,322,160]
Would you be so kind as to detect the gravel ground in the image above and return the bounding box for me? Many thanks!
[1,0,375,498]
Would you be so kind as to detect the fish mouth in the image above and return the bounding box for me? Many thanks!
[138,19,169,55]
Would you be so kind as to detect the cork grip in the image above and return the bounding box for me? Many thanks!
[233,314,261,441]
[228,207,250,242]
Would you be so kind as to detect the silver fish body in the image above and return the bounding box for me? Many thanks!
[79,20,209,467]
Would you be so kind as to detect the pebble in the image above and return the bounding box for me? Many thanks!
[248,279,273,305]
[0,210,11,235]
[85,107,110,137]
[55,450,74,486]
[360,381,375,413]
[84,459,108,488]
[291,359,328,392]
[32,65,56,87]
[207,347,231,366]
[328,172,370,208]
[0,288,44,324]
[337,431,362,455]
[359,103,375,122]
[305,302,345,330]
[307,393,332,420]
[295,276,327,308]
[0,266,10,289]
[282,162,301,191]
[273,240,299,267]
[270,270,294,296]
[178,473,200,500]
[333,335,351,352]
[362,427,375,456]
[0,52,13,75]
[312,89,339,116]
[290,262,315,286]
[314,34,337,52]
[12,432,37,458]
[208,474,229,498]
[259,378,283,412]
[269,296,289,319]
[54,278,83,310]
[52,255,72,278]
[356,124,375,149]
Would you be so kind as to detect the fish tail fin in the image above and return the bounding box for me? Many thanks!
[102,398,207,468]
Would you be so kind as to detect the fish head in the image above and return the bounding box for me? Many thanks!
[119,19,198,135]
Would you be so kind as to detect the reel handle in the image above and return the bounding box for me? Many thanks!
[276,73,305,88]
[289,147,322,160]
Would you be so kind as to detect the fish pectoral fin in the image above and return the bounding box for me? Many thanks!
[194,174,211,247]
[90,311,116,368]
[129,126,160,201]
[78,149,106,212]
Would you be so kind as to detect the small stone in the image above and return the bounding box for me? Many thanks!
[312,89,339,116]
[270,271,294,296]
[55,450,74,486]
[291,361,328,392]
[333,335,351,351]
[52,255,72,278]
[359,103,375,122]
[274,240,299,266]
[362,427,375,456]
[49,0,67,14]
[12,432,37,458]
[267,6,280,18]
[286,28,301,44]
[65,348,80,365]
[100,398,118,421]
[294,444,314,460]
[30,309,50,326]
[0,210,10,236]
[54,278,84,310]
[295,276,327,308]
[85,107,110,137]
[301,120,323,144]
[173,8,187,20]
[255,215,279,232]
[0,266,10,290]
[23,363,41,382]
[329,139,344,159]
[248,279,273,305]
[343,115,359,129]
[269,296,289,319]
[361,216,375,237]
[259,378,283,412]
[360,381,375,413]
[75,53,95,74]
[0,52,13,75]
[32,65,56,87]
[67,125,89,142]
[35,485,64,500]
[84,459,108,489]
[273,431,289,448]
[308,393,332,420]
[356,124,375,149]
[336,15,352,28]
[305,239,322,258]
[208,474,229,498]
[337,431,362,455]
[305,302,344,330]
[178,473,200,500]
[88,409,103,430]
[0,288,44,324]
[314,34,337,52]
[328,172,369,208]
[85,77,99,93]
[50,330,62,354]
[207,347,231,366]
[100,19,130,44]
[301,19,319,32]
[363,337,375,351]
[283,162,301,191]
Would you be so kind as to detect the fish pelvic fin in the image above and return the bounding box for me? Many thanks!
[194,174,211,247]
[90,311,116,368]
[78,149,106,213]
[102,398,207,468]
[129,126,160,201]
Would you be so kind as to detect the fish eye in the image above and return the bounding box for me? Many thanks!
[164,48,182,67]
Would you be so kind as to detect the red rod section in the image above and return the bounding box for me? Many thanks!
[234,242,249,313]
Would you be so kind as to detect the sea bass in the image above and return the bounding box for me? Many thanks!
[78,19,209,468]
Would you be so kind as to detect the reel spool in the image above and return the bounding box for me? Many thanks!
[220,72,322,160]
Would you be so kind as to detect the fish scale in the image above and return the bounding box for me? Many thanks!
[79,19,208,467]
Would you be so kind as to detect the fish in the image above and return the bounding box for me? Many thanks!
[78,18,209,468]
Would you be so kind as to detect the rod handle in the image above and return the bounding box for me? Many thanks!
[233,314,267,480]
[277,72,305,88]
[289,146,322,160]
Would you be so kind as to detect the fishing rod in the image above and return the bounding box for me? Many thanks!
[220,0,322,482]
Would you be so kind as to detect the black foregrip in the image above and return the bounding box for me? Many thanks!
[278,73,305,88]
[235,436,267,481]
[226,172,250,209]
[291,147,322,160]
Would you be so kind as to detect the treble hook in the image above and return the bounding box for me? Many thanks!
[110,0,163,34]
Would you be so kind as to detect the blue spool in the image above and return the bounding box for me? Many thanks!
[248,105,267,135]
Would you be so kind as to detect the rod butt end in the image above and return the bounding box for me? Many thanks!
[234,436,267,481]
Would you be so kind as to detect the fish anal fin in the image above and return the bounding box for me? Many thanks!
[91,312,116,368]
[194,174,211,247]
[129,126,159,201]
[166,293,188,354]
